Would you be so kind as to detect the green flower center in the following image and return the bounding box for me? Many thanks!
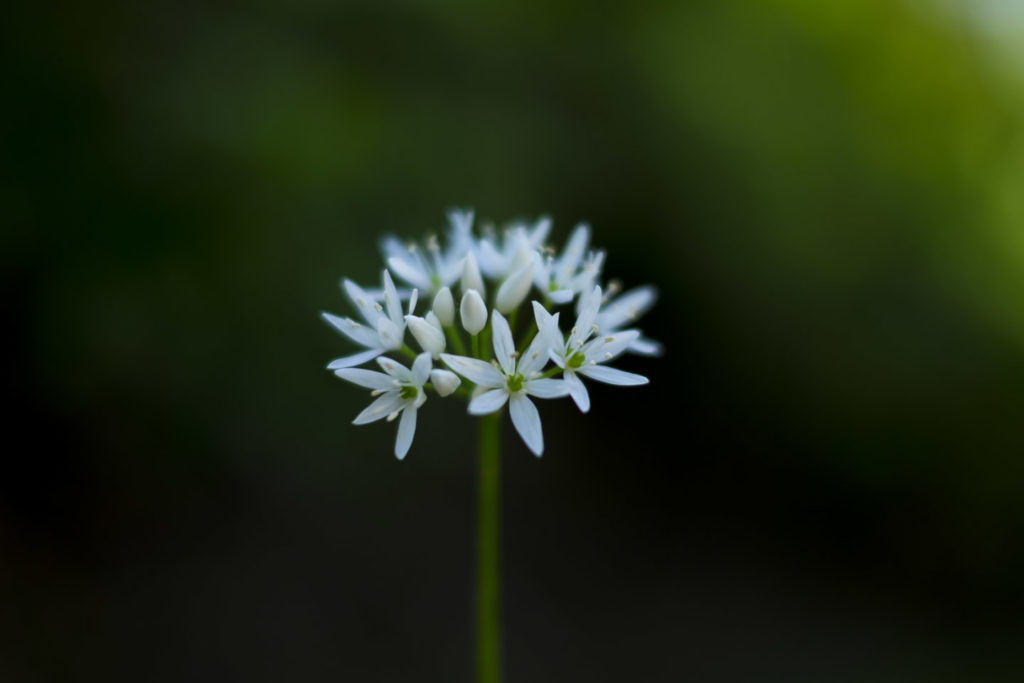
[400,385,419,400]
[506,373,525,393]
[567,351,586,369]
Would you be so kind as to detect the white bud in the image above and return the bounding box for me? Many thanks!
[431,286,455,327]
[495,261,535,314]
[461,252,485,296]
[460,289,488,336]
[405,315,446,358]
[430,369,461,397]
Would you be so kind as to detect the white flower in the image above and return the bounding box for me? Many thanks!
[334,353,433,459]
[460,289,488,335]
[475,217,550,280]
[430,369,462,397]
[381,209,475,295]
[592,284,662,356]
[539,287,649,413]
[322,270,416,369]
[441,310,569,456]
[460,251,486,296]
[533,223,605,304]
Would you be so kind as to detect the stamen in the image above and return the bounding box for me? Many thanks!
[604,352,612,360]
[356,297,366,307]
[387,410,401,422]
[370,389,384,397]
[373,303,383,313]
[605,336,614,343]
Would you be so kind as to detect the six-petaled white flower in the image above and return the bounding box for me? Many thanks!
[441,311,569,457]
[322,269,417,369]
[334,354,434,459]
[536,288,649,413]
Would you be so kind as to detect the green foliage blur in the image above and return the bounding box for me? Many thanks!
[4,0,1024,680]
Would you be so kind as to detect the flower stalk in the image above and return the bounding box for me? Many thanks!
[476,412,502,683]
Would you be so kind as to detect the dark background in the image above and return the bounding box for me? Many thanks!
[4,1,1024,681]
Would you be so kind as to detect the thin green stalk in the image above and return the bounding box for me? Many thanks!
[446,326,468,356]
[476,413,501,683]
[471,334,481,360]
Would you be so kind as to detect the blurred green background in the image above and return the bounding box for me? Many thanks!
[4,0,1024,680]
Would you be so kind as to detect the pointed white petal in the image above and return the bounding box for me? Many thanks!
[376,316,404,350]
[394,406,417,459]
[571,284,602,346]
[430,369,461,397]
[629,336,664,356]
[490,311,516,374]
[376,356,413,383]
[468,388,509,415]
[439,354,504,387]
[563,371,590,412]
[382,270,404,327]
[578,365,649,386]
[582,329,641,362]
[547,289,575,304]
[333,368,395,390]
[326,348,384,369]
[527,216,552,248]
[524,378,570,399]
[386,256,432,291]
[509,393,543,457]
[343,279,383,326]
[596,286,657,330]
[353,391,404,425]
[321,312,380,348]
[519,322,557,377]
[407,289,419,316]
[411,353,432,385]
[557,223,590,275]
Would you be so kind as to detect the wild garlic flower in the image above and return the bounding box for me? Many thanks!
[441,311,569,456]
[382,209,476,295]
[322,269,416,369]
[322,209,657,459]
[536,289,649,413]
[334,354,433,459]
[533,223,605,304]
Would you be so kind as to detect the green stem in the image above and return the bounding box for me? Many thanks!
[476,413,501,683]
[446,326,468,356]
[471,334,481,360]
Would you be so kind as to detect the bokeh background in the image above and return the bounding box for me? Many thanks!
[4,1,1024,680]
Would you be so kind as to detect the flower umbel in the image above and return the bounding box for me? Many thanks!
[322,210,657,459]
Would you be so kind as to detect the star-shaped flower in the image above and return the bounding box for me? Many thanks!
[441,310,569,456]
[538,287,649,413]
[381,209,476,295]
[334,353,433,459]
[322,269,417,369]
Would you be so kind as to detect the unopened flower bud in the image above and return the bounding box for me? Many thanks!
[495,262,534,314]
[405,315,446,358]
[430,369,461,397]
[460,289,488,335]
[431,286,455,327]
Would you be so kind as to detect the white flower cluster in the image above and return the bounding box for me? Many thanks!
[322,210,660,459]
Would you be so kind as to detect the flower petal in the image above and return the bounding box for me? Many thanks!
[411,353,433,386]
[333,368,395,390]
[596,286,657,331]
[382,269,404,327]
[394,406,417,459]
[321,312,381,349]
[326,348,384,370]
[582,329,640,362]
[509,393,543,457]
[353,391,404,424]
[387,256,432,291]
[578,365,649,386]
[524,378,570,399]
[468,388,509,415]
[629,335,664,357]
[490,310,516,374]
[563,371,590,413]
[440,354,504,387]
[376,356,413,383]
[343,279,383,326]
